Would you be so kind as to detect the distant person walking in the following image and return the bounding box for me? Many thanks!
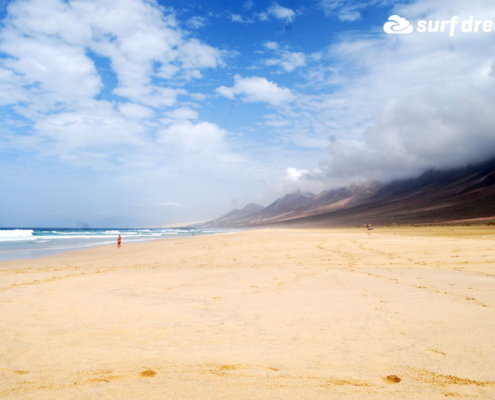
[117,235,122,248]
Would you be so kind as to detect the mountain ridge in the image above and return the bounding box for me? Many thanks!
[201,158,495,228]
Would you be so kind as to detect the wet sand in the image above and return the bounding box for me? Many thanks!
[1,227,495,399]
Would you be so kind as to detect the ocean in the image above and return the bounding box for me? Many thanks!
[0,227,229,262]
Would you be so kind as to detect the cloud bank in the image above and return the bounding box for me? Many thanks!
[0,0,227,166]
[266,0,495,190]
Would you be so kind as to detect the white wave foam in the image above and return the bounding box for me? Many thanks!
[0,228,221,244]
[0,229,35,241]
[28,233,163,240]
[55,231,92,235]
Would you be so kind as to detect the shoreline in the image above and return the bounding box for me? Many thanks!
[0,228,245,270]
[2,223,493,264]
[0,228,237,263]
[1,227,494,399]
[2,225,494,271]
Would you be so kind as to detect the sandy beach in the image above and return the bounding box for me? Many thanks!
[1,227,495,399]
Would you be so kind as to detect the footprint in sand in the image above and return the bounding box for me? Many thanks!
[384,375,401,383]
[140,369,157,377]
[427,349,446,360]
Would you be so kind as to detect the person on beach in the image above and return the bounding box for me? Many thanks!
[117,235,122,248]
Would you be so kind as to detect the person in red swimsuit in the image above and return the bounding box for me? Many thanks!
[117,235,122,248]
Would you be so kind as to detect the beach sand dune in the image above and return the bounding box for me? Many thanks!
[1,227,495,399]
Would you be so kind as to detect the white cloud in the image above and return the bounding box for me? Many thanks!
[274,0,495,187]
[269,166,328,194]
[265,51,306,72]
[268,2,296,22]
[166,107,199,120]
[0,67,29,106]
[157,120,227,153]
[259,2,296,23]
[187,16,206,29]
[261,42,306,73]
[320,0,390,21]
[285,167,308,182]
[189,92,208,101]
[231,14,243,22]
[264,41,279,50]
[1,35,101,109]
[33,100,146,159]
[0,0,223,113]
[231,13,254,24]
[119,103,153,119]
[216,74,295,105]
[258,12,270,22]
[243,1,254,10]
[159,202,183,207]
[0,0,228,166]
[264,116,290,127]
[178,38,223,70]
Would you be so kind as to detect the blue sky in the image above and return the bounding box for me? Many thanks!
[1,0,495,227]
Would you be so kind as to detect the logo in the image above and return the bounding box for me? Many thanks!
[383,15,414,34]
[384,15,495,37]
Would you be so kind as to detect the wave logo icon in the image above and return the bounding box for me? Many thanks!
[383,15,414,34]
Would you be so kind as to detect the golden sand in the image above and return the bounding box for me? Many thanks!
[1,227,495,399]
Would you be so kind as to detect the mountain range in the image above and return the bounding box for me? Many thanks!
[202,157,495,228]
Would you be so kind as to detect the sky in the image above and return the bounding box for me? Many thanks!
[1,0,495,227]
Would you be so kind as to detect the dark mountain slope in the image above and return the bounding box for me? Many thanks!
[203,157,495,228]
[261,159,495,227]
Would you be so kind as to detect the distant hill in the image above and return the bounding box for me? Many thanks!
[203,203,264,228]
[202,158,495,228]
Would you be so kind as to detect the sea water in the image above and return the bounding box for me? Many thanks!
[0,228,229,261]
